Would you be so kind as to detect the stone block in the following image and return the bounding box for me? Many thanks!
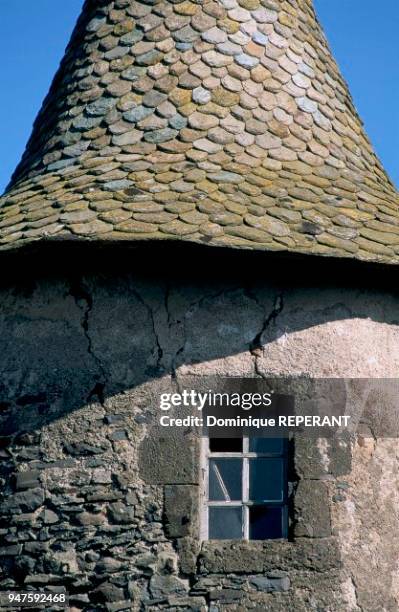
[15,470,40,490]
[329,436,352,476]
[95,558,124,574]
[209,589,242,602]
[295,435,351,480]
[198,539,341,574]
[108,502,135,524]
[249,574,290,592]
[294,480,331,538]
[149,575,188,600]
[167,596,206,611]
[164,485,198,538]
[24,542,50,553]
[176,537,200,575]
[76,512,106,526]
[93,582,125,603]
[43,509,59,524]
[295,437,330,479]
[105,602,131,612]
[1,488,44,513]
[138,430,198,484]
[0,545,22,556]
[64,443,106,456]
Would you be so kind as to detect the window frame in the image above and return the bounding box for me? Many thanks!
[200,436,288,541]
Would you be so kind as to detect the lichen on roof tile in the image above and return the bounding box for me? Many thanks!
[0,0,398,264]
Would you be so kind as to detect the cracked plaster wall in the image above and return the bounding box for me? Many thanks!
[0,268,398,611]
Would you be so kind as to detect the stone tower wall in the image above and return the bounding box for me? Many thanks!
[0,254,398,611]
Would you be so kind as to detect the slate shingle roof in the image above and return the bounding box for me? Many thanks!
[0,0,398,263]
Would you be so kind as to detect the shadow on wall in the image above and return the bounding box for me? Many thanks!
[0,241,399,437]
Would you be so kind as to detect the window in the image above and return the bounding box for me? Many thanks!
[200,437,288,540]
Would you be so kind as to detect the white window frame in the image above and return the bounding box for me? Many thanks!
[200,436,288,541]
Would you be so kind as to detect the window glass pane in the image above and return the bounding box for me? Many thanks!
[249,438,285,454]
[209,507,242,539]
[209,459,242,501]
[209,438,242,452]
[249,458,284,502]
[249,506,284,540]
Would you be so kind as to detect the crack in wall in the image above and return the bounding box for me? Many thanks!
[351,575,363,612]
[164,281,172,329]
[94,283,285,384]
[131,286,164,372]
[245,289,285,377]
[171,286,242,379]
[69,278,107,404]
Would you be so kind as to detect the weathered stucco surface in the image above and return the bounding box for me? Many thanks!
[0,261,398,611]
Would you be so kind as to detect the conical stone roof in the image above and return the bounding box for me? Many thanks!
[1,0,398,263]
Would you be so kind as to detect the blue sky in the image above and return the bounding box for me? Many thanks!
[0,0,397,193]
